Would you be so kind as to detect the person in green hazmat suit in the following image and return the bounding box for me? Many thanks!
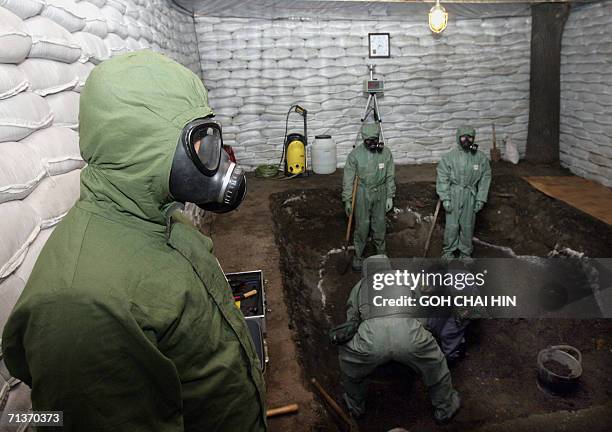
[330,255,461,422]
[1,51,266,431]
[436,126,491,259]
[342,123,395,271]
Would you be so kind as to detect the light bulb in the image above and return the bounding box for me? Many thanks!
[429,0,448,34]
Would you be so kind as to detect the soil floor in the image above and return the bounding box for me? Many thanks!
[201,162,612,432]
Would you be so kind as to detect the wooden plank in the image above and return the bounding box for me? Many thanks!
[524,176,612,226]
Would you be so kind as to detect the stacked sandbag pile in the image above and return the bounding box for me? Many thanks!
[0,0,200,418]
[195,16,532,169]
[560,1,612,187]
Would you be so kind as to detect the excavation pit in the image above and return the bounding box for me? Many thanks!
[270,175,612,432]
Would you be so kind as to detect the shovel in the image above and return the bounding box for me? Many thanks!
[338,176,359,274]
[490,123,501,162]
[423,199,441,258]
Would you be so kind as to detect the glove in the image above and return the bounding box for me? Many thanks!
[344,201,352,216]
[474,200,485,212]
[443,200,452,213]
[386,198,393,212]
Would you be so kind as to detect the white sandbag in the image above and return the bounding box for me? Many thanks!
[503,135,520,164]
[73,31,110,64]
[105,0,126,15]
[14,227,53,284]
[125,36,140,51]
[86,0,107,7]
[100,4,127,38]
[123,15,140,40]
[0,64,28,100]
[0,7,32,64]
[0,274,25,326]
[22,126,84,175]
[19,59,78,96]
[45,91,80,129]
[23,16,82,63]
[0,0,44,19]
[74,2,108,38]
[0,141,46,203]
[25,169,80,229]
[0,200,40,279]
[104,33,127,57]
[41,0,86,33]
[0,92,54,142]
[70,61,95,92]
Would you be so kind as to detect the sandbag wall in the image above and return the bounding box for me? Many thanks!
[0,0,199,417]
[560,1,612,187]
[195,15,532,169]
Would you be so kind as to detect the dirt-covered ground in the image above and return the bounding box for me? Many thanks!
[270,175,612,432]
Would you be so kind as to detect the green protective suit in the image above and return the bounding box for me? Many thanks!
[1,51,266,432]
[342,141,395,261]
[436,126,491,258]
[337,256,460,421]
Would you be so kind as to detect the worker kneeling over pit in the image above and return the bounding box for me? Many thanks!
[2,51,266,431]
[330,255,461,423]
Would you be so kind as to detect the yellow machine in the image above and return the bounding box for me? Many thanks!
[283,105,308,176]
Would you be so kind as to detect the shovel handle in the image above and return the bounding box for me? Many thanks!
[345,176,360,243]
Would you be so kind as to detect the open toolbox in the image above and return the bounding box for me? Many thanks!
[225,270,267,372]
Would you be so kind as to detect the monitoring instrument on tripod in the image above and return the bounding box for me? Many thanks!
[356,64,386,152]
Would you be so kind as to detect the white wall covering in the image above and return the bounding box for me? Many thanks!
[195,16,532,169]
[560,1,612,187]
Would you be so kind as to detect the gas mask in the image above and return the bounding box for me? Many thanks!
[364,138,384,153]
[169,118,246,213]
[459,134,478,153]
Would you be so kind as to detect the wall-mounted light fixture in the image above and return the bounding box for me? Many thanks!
[428,0,448,34]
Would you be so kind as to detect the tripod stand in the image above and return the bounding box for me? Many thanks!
[359,64,386,146]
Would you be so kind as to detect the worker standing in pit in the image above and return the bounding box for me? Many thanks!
[342,123,396,272]
[436,126,491,259]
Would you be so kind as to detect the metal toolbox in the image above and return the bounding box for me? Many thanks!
[225,270,267,372]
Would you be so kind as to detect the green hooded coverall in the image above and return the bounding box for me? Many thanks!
[436,126,491,259]
[1,51,266,432]
[342,129,395,266]
[337,256,460,421]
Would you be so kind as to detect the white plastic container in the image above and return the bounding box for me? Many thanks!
[311,135,337,175]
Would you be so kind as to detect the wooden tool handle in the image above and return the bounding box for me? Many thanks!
[423,199,441,258]
[267,404,299,418]
[345,176,360,243]
[492,123,497,149]
[243,289,257,299]
[311,378,353,430]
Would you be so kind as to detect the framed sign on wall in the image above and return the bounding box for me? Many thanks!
[368,33,390,58]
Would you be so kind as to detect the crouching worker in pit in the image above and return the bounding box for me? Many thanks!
[330,255,461,423]
[342,123,396,272]
[1,51,266,432]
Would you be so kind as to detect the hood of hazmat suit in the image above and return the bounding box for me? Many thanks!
[1,51,266,432]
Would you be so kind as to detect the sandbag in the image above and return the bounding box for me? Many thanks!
[0,140,46,203]
[0,274,25,327]
[73,31,110,64]
[0,92,54,142]
[503,135,520,164]
[0,200,40,279]
[14,227,53,285]
[19,58,79,96]
[22,126,84,175]
[87,0,107,7]
[0,7,32,64]
[25,169,80,229]
[105,0,126,15]
[0,0,44,19]
[0,64,29,100]
[75,1,109,39]
[104,32,128,57]
[45,91,80,129]
[71,61,95,92]
[23,15,82,63]
[100,4,127,38]
[41,0,86,33]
